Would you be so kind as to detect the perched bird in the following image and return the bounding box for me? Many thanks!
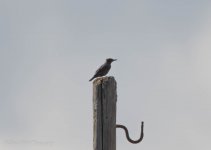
[89,58,117,81]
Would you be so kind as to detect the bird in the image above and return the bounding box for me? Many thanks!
[89,58,117,81]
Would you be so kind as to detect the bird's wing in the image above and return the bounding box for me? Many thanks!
[94,64,105,74]
[94,63,111,77]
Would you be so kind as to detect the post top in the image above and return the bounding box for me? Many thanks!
[93,76,116,85]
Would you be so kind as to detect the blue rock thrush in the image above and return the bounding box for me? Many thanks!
[89,58,117,81]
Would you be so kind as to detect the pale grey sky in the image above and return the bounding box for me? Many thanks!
[1,0,211,150]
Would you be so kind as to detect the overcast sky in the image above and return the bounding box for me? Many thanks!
[1,0,211,150]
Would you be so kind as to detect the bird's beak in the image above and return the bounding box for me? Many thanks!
[113,59,117,61]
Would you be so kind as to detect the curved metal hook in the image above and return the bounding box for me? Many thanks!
[116,122,144,144]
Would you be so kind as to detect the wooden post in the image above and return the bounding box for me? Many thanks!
[93,76,117,150]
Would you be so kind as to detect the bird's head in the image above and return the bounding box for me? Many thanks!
[106,58,117,63]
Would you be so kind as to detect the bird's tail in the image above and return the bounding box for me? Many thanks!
[89,76,95,82]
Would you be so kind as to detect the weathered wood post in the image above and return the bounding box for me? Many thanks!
[93,76,117,150]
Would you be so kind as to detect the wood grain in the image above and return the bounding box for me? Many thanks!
[93,77,117,150]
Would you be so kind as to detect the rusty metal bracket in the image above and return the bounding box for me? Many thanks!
[116,122,144,144]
